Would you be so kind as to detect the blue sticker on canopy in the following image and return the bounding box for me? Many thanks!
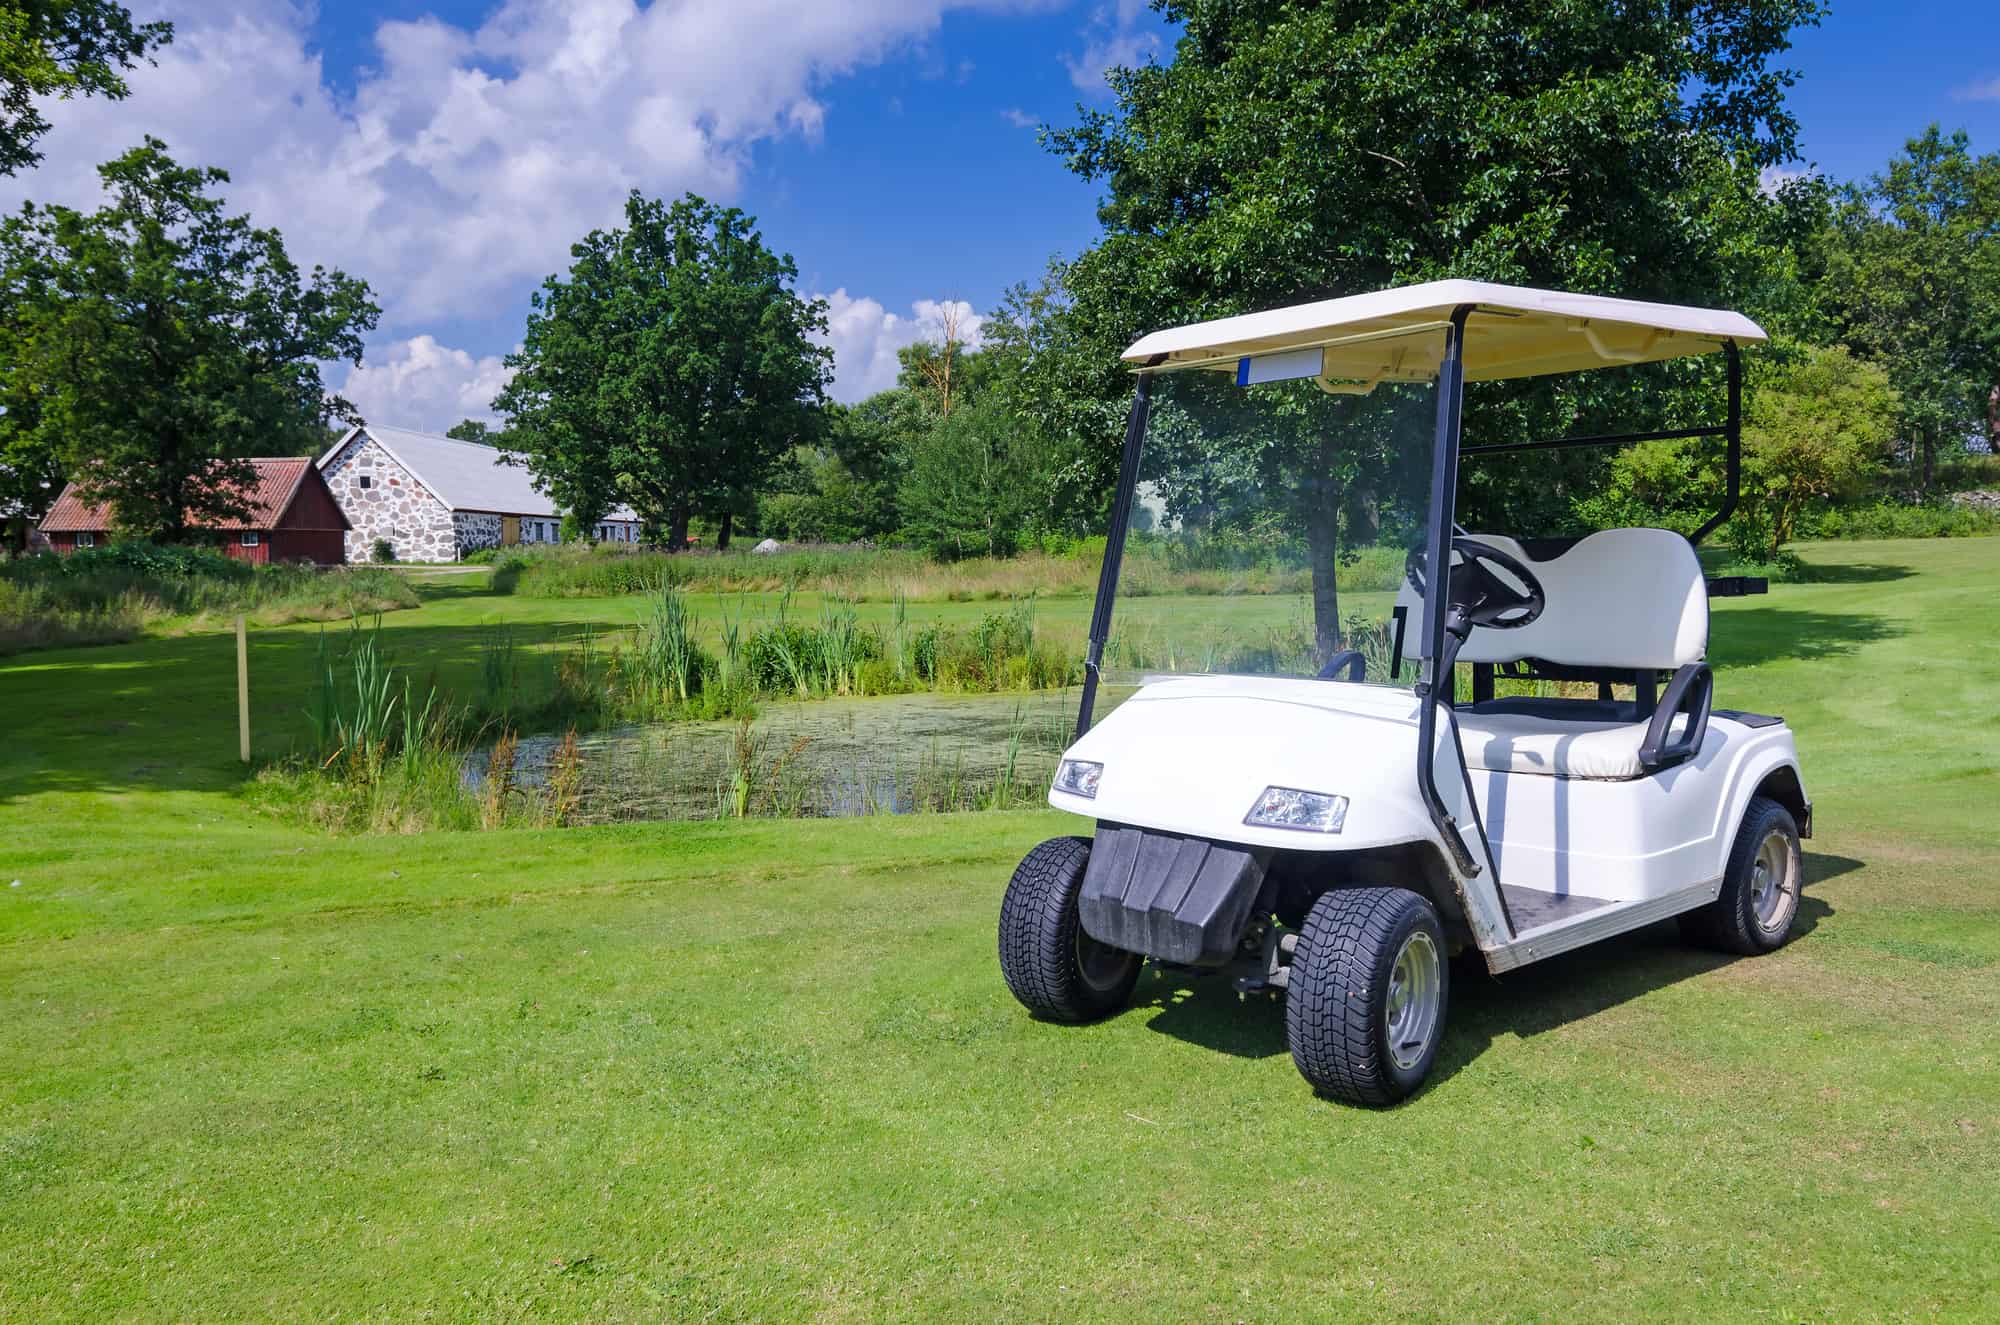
[1235,347,1325,386]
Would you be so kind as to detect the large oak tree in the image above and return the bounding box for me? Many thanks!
[0,138,378,540]
[0,0,171,176]
[495,193,832,549]
[1034,0,1823,657]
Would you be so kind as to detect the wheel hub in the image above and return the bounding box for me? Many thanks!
[1749,828,1798,934]
[1385,930,1442,1071]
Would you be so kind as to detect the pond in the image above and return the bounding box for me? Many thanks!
[463,688,1129,824]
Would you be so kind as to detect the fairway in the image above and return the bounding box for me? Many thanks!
[3,539,1998,1320]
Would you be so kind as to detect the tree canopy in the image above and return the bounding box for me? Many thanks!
[0,0,171,175]
[1031,0,1825,651]
[1822,126,2000,491]
[0,137,378,539]
[494,192,832,549]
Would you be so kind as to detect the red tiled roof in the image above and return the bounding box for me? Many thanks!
[40,458,325,533]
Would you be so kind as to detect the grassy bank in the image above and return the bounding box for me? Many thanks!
[2,538,1996,1319]
[498,539,1411,601]
[0,542,419,655]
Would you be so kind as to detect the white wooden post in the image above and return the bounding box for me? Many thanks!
[237,615,250,764]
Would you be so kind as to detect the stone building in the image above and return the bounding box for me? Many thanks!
[318,424,639,563]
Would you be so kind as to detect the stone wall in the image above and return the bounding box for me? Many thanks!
[454,511,503,557]
[321,433,459,562]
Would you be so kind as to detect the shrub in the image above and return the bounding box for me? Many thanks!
[370,537,395,563]
[1803,501,2000,541]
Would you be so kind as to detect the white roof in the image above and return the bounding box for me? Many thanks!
[319,424,637,522]
[1122,280,1766,384]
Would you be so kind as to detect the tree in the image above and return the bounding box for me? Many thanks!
[1823,127,2000,493]
[0,0,171,175]
[0,138,378,540]
[1580,343,1897,558]
[899,397,1041,559]
[903,300,972,419]
[1039,0,1823,658]
[445,418,493,444]
[1737,344,1897,555]
[495,192,831,550]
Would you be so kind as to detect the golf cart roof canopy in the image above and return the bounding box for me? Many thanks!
[1121,280,1767,387]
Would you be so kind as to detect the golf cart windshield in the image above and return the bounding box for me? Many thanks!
[1098,324,1448,694]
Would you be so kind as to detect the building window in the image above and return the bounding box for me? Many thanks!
[76,531,95,548]
[240,531,260,547]
[358,474,372,489]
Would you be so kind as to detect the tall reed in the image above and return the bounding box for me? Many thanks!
[636,583,702,703]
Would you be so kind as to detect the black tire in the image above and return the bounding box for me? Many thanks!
[1285,887,1449,1106]
[1680,795,1802,956]
[998,837,1142,1023]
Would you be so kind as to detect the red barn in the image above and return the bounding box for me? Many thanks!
[39,459,350,565]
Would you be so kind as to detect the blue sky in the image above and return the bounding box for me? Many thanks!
[4,1,1994,430]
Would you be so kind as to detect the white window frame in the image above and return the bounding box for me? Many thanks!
[76,531,96,548]
[240,531,261,547]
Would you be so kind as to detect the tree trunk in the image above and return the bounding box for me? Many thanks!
[1304,489,1342,666]
[716,511,733,551]
[668,505,690,552]
[1920,425,1936,495]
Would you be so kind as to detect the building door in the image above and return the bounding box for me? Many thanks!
[502,516,520,545]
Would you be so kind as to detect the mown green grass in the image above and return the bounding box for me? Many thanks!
[2,538,1998,1321]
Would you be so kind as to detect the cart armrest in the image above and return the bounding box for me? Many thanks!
[1705,575,1767,597]
[1639,662,1713,771]
[1317,649,1366,682]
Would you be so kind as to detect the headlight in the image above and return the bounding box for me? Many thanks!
[1053,760,1103,799]
[1244,786,1348,833]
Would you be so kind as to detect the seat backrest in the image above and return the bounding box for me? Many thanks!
[1395,527,1707,670]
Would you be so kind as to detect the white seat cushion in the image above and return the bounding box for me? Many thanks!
[1455,710,1689,781]
[1396,528,1708,670]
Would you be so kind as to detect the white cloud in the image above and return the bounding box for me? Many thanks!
[337,336,515,434]
[0,0,1046,336]
[1001,107,1039,129]
[1065,0,1162,93]
[1955,76,2000,102]
[1757,164,1814,197]
[816,291,986,402]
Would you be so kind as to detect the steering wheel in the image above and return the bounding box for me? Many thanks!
[1404,537,1547,632]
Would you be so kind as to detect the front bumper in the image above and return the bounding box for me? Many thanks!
[1078,824,1269,965]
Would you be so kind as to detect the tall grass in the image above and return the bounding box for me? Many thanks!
[1,542,418,655]
[498,540,1411,603]
[268,620,586,835]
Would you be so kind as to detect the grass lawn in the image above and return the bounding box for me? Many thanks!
[2,538,1997,1320]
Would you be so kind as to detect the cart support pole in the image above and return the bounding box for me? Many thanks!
[1690,342,1743,547]
[1413,309,1506,894]
[1076,374,1153,739]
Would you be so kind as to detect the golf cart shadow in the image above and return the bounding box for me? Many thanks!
[1136,861,1850,1090]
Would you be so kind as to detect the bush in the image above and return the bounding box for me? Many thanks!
[370,537,395,563]
[898,400,1043,560]
[1803,501,2000,541]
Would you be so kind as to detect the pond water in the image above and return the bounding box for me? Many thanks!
[463,688,1129,824]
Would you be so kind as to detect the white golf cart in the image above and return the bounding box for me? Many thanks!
[998,281,1811,1105]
